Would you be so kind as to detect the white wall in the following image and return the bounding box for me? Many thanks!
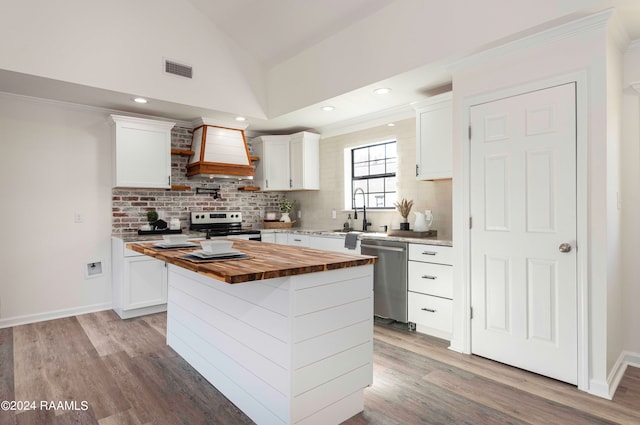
[621,41,640,356]
[0,93,113,326]
[606,24,625,378]
[0,0,267,119]
[450,10,622,397]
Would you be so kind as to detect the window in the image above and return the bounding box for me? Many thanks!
[350,141,397,209]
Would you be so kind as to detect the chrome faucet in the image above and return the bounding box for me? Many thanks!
[352,188,371,231]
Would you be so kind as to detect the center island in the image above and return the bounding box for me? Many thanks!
[126,239,377,425]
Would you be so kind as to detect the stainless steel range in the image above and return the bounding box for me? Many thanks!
[189,211,261,241]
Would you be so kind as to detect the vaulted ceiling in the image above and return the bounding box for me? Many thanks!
[0,0,639,135]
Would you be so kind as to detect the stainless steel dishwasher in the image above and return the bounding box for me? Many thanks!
[360,239,408,323]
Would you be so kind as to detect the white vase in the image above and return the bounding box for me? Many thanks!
[280,212,291,222]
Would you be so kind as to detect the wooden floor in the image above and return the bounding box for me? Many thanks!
[1,311,639,425]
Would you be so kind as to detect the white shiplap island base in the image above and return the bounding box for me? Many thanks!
[166,263,374,425]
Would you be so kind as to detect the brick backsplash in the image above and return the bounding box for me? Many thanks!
[112,126,284,235]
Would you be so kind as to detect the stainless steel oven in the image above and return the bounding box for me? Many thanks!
[189,211,261,241]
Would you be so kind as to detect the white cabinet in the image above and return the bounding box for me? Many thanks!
[110,115,175,189]
[252,131,320,191]
[413,92,452,180]
[407,243,453,340]
[287,233,309,247]
[289,132,320,190]
[260,232,276,243]
[112,237,168,319]
[309,235,361,254]
[274,232,289,245]
[252,135,291,190]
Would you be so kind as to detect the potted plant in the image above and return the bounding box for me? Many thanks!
[146,210,159,230]
[394,198,413,230]
[279,198,296,222]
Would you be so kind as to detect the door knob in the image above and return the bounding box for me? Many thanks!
[559,243,572,253]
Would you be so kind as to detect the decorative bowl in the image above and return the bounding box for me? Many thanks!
[200,240,234,253]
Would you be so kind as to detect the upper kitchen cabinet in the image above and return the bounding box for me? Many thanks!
[413,92,452,180]
[252,131,320,191]
[110,115,175,189]
[252,135,291,190]
[289,131,320,190]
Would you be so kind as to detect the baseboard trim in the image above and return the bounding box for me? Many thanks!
[0,303,113,329]
[590,350,640,400]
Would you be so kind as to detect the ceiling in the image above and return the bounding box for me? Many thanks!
[1,0,640,136]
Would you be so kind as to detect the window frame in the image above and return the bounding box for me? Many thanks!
[349,140,397,210]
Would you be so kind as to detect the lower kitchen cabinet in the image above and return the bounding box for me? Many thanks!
[408,243,453,340]
[309,235,361,254]
[287,233,309,247]
[274,232,289,245]
[260,231,276,243]
[112,237,168,319]
[408,292,453,339]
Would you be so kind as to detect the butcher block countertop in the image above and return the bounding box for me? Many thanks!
[126,239,376,284]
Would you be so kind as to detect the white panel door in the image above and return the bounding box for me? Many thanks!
[470,83,577,384]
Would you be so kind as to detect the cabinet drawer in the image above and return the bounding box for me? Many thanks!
[408,244,452,265]
[287,233,309,247]
[408,261,452,299]
[408,292,452,335]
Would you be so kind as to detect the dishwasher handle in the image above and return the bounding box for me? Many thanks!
[361,243,406,253]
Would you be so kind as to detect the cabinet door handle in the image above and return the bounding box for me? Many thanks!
[293,238,302,242]
[421,275,437,280]
[421,307,436,313]
[422,251,437,256]
[168,175,171,186]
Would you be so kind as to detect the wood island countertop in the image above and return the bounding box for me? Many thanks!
[126,239,377,284]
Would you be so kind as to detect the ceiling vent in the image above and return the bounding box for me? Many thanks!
[164,60,192,79]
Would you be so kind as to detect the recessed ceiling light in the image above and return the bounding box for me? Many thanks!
[321,105,335,111]
[373,88,391,95]
[235,116,246,121]
[133,97,148,104]
[387,123,395,127]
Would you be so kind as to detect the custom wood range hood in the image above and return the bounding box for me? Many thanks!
[187,118,254,180]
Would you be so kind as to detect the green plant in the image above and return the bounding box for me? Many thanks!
[146,210,159,223]
[279,198,296,213]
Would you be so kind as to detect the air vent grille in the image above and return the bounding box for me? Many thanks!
[165,60,192,79]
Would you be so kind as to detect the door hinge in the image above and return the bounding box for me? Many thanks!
[290,179,292,188]
[470,306,473,319]
[468,125,472,140]
[266,179,269,188]
[469,217,473,229]
[416,164,419,177]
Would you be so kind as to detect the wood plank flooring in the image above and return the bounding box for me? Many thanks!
[0,311,638,424]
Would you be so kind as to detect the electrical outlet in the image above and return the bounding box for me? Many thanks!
[298,210,302,218]
[74,212,84,223]
[331,210,337,219]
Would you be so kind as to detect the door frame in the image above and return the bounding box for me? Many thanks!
[457,71,589,391]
